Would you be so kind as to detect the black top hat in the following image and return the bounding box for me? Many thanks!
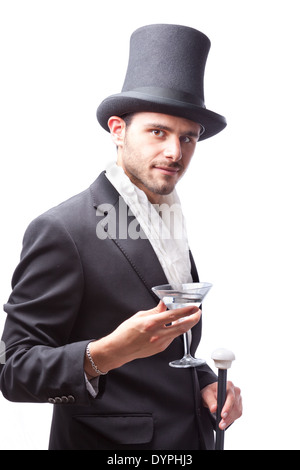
[97,24,226,140]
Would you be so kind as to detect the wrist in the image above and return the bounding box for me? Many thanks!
[84,336,126,378]
[85,343,108,377]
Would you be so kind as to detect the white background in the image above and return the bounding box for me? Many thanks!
[1,0,299,450]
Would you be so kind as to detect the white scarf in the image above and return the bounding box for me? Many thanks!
[105,162,192,288]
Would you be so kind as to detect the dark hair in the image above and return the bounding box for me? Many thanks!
[121,113,134,128]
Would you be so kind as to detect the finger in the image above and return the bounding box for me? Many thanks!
[137,301,167,317]
[156,301,167,313]
[221,381,236,417]
[159,306,201,326]
[165,312,201,337]
[139,302,199,324]
[136,304,200,337]
[219,383,242,429]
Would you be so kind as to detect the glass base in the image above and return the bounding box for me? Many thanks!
[169,354,206,368]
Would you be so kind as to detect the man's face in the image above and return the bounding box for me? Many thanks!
[111,112,201,203]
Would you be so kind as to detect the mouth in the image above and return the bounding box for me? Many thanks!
[153,165,181,176]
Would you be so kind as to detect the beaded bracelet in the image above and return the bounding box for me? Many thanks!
[86,343,108,375]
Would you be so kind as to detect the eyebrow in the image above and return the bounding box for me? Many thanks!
[145,122,201,139]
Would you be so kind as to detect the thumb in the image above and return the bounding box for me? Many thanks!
[156,300,167,313]
[136,301,167,319]
[201,383,218,414]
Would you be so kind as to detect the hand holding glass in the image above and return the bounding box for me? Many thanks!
[152,282,212,368]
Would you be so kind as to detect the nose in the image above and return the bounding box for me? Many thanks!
[163,136,182,161]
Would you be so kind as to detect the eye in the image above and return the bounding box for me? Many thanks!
[180,136,192,143]
[151,129,165,138]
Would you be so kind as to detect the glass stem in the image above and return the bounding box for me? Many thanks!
[183,332,190,357]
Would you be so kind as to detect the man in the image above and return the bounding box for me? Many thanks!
[0,24,242,450]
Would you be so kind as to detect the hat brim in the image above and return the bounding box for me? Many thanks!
[96,91,226,141]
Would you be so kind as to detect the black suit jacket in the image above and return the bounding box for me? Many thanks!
[0,172,217,450]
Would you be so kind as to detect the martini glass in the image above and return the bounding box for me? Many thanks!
[152,282,212,368]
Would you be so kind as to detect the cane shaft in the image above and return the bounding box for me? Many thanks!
[215,368,227,450]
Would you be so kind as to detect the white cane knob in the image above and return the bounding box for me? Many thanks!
[211,348,235,370]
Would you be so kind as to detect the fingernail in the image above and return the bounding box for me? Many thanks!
[222,412,228,419]
[211,405,217,414]
[220,421,227,430]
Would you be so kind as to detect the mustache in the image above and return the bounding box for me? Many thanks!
[154,162,183,170]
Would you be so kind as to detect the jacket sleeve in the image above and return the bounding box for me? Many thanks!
[196,363,218,390]
[0,212,92,405]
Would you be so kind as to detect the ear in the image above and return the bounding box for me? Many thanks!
[107,116,126,147]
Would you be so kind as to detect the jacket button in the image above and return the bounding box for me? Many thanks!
[48,398,55,404]
[61,395,69,403]
[67,395,75,403]
[54,397,62,404]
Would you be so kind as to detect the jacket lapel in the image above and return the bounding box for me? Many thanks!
[90,172,168,301]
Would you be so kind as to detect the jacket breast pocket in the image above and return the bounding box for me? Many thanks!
[74,414,154,445]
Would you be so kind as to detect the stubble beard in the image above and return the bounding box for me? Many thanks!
[121,140,177,197]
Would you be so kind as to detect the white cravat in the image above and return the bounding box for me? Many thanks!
[105,162,193,288]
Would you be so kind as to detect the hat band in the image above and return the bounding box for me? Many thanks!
[124,86,205,108]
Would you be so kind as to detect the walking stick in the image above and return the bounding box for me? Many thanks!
[211,348,235,450]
